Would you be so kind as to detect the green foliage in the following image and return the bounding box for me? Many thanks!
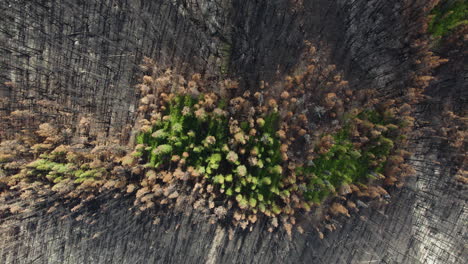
[428,0,468,37]
[135,94,404,215]
[24,156,102,184]
[136,94,288,213]
[299,110,400,204]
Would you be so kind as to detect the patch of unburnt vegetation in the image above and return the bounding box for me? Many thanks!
[1,42,431,236]
[129,88,410,223]
[428,0,467,37]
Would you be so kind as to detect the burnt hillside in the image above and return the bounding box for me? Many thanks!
[0,0,466,263]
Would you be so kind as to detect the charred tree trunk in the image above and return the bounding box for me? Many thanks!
[0,0,466,263]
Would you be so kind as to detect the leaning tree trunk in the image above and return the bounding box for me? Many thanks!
[0,0,466,263]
